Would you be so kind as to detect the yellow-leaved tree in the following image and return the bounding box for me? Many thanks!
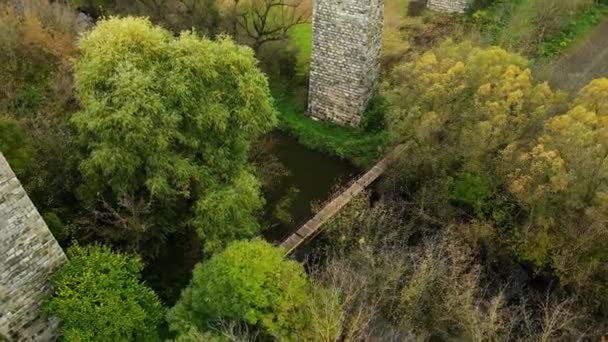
[384,40,564,179]
[504,78,608,309]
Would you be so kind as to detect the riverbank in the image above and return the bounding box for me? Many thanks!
[273,88,390,169]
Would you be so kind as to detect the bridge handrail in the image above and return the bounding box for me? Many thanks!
[279,144,407,255]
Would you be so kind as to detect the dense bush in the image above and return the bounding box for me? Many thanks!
[504,78,608,309]
[168,239,338,340]
[44,245,164,341]
[384,40,564,188]
[312,194,599,340]
[383,40,608,330]
[0,117,34,173]
[257,40,300,82]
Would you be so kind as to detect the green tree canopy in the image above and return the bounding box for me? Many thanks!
[44,244,164,342]
[167,239,309,340]
[72,17,277,253]
[0,116,33,173]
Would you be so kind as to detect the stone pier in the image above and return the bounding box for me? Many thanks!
[0,153,66,341]
[308,0,384,126]
[427,0,472,13]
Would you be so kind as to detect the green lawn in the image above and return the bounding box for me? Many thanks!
[282,22,389,169]
[272,86,390,169]
[290,23,312,77]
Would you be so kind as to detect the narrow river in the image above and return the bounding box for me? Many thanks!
[262,131,358,243]
[144,131,358,305]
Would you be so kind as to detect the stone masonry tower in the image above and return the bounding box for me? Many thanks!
[308,0,384,126]
[427,0,472,13]
[0,153,66,341]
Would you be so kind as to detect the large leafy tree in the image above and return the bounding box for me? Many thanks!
[167,239,310,340]
[504,78,608,309]
[221,0,310,53]
[384,40,563,176]
[44,245,164,342]
[382,40,565,226]
[72,17,277,254]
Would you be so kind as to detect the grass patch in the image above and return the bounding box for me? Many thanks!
[272,87,390,169]
[537,3,608,58]
[470,0,607,59]
[290,23,312,77]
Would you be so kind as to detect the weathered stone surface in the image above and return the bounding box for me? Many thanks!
[0,153,66,341]
[427,0,472,13]
[308,0,384,126]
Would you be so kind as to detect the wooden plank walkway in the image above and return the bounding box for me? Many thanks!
[280,145,406,255]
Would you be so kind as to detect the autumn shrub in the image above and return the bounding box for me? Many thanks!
[313,195,513,341]
[383,39,608,326]
[397,235,509,341]
[382,40,565,225]
[503,78,608,310]
[0,1,77,115]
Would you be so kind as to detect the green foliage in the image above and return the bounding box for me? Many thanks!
[192,171,265,253]
[275,89,389,168]
[273,186,299,225]
[538,3,608,58]
[451,172,493,216]
[72,17,277,253]
[360,93,388,133]
[168,239,309,339]
[471,0,604,58]
[44,245,164,342]
[0,116,34,173]
[289,23,312,78]
[257,40,300,82]
[43,211,68,242]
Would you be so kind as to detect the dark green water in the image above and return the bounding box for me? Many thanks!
[262,131,358,243]
[145,131,358,305]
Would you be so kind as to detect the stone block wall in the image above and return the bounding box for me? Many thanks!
[308,0,384,126]
[0,153,66,341]
[427,0,472,13]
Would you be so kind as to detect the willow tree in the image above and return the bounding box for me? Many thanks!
[73,17,277,254]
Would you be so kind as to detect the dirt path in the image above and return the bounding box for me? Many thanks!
[544,19,608,91]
